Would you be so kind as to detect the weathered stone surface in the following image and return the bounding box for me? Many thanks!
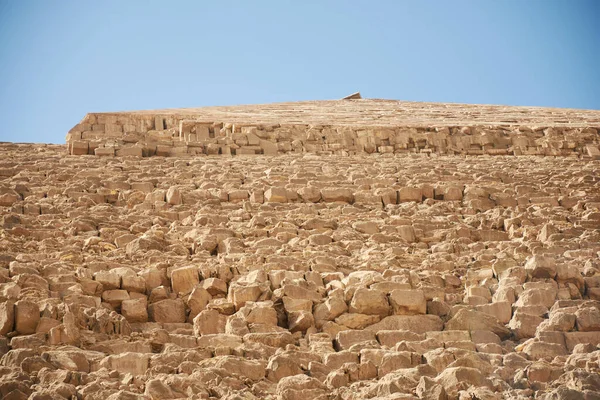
[445,309,510,339]
[14,300,39,335]
[193,309,226,336]
[121,298,148,323]
[170,266,199,295]
[349,288,389,316]
[148,299,186,323]
[525,255,557,279]
[2,98,600,399]
[264,187,288,203]
[0,301,15,335]
[389,289,426,315]
[366,315,444,333]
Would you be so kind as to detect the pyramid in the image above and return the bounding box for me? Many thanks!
[0,98,599,399]
[67,98,600,158]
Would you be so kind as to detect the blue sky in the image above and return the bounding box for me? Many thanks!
[0,1,598,144]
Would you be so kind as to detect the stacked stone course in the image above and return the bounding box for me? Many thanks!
[66,99,600,158]
[1,98,600,399]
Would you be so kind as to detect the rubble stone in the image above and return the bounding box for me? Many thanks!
[1,98,600,399]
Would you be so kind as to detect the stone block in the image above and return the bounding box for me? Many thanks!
[15,300,40,335]
[94,147,115,156]
[389,289,426,315]
[170,266,199,295]
[149,299,186,323]
[116,146,143,157]
[398,187,422,202]
[69,140,89,155]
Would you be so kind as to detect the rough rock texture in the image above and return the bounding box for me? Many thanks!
[66,99,600,158]
[1,98,600,399]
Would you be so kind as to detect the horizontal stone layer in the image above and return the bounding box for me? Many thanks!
[65,99,600,158]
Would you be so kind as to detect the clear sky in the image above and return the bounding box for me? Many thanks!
[0,1,598,144]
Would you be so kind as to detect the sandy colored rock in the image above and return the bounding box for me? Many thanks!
[14,300,40,335]
[445,309,510,339]
[121,298,148,323]
[148,299,186,323]
[349,288,390,316]
[1,98,600,399]
[170,266,199,295]
[0,300,15,335]
[389,289,427,315]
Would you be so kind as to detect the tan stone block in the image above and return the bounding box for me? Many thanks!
[265,187,288,203]
[94,147,115,157]
[69,140,89,155]
[149,299,186,323]
[116,146,143,157]
[121,298,148,323]
[170,266,199,295]
[102,289,130,307]
[349,288,389,316]
[398,187,422,202]
[15,300,39,335]
[0,300,15,335]
[389,289,426,315]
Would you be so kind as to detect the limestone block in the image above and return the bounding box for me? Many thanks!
[69,140,89,155]
[102,289,130,307]
[187,286,212,321]
[586,144,600,160]
[564,331,600,351]
[148,299,186,323]
[522,341,567,360]
[287,310,314,332]
[170,266,199,295]
[214,356,266,381]
[228,284,263,310]
[228,190,249,202]
[508,312,544,339]
[475,301,512,324]
[121,275,146,293]
[389,289,426,315]
[276,374,328,400]
[321,188,353,203]
[265,187,288,203]
[121,298,148,323]
[436,367,493,398]
[445,309,510,339]
[442,185,463,201]
[94,147,115,157]
[193,309,226,335]
[100,352,150,376]
[314,296,348,327]
[524,255,557,279]
[201,278,228,296]
[398,187,422,202]
[260,139,278,155]
[250,190,264,203]
[335,313,380,329]
[15,300,40,335]
[297,186,321,203]
[196,124,211,140]
[95,271,121,290]
[0,300,15,335]
[575,307,600,332]
[349,288,389,316]
[267,354,303,382]
[335,330,377,350]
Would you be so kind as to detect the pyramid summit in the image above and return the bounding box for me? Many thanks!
[66,98,600,158]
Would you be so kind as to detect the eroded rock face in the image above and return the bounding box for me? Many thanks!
[65,99,600,159]
[1,102,600,400]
